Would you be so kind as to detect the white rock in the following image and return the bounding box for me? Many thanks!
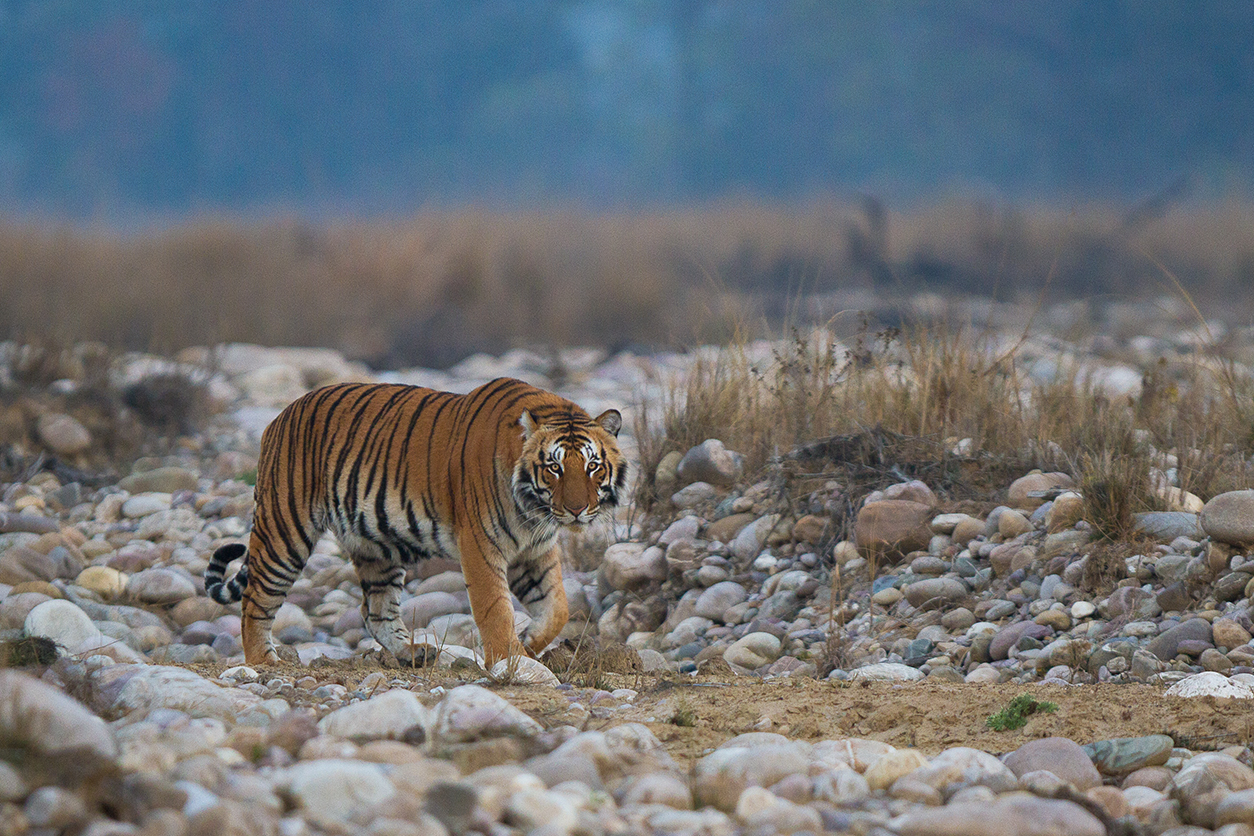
[848,662,926,682]
[120,493,173,519]
[1165,671,1254,699]
[88,664,264,724]
[601,543,666,591]
[24,599,102,649]
[430,684,542,746]
[489,656,560,686]
[318,689,430,740]
[279,759,395,823]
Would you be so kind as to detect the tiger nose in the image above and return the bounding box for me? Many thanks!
[565,502,588,516]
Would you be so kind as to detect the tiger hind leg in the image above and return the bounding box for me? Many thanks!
[239,528,314,665]
[511,545,568,657]
[354,555,430,666]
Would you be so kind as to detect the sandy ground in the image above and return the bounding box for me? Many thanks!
[191,660,1254,770]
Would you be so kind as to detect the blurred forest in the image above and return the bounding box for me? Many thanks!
[2,1,1252,217]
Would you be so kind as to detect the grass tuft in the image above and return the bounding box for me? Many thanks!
[986,694,1059,731]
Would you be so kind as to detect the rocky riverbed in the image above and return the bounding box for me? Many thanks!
[4,304,1254,835]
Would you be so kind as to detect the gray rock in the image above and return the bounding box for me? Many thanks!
[1148,617,1212,661]
[1202,490,1254,546]
[658,515,702,546]
[693,581,748,621]
[903,577,967,608]
[36,413,91,456]
[401,592,464,628]
[601,543,666,591]
[906,746,1017,793]
[894,795,1103,836]
[1003,737,1101,790]
[1083,734,1173,776]
[318,689,430,741]
[677,439,744,487]
[692,740,811,811]
[989,621,1053,661]
[120,493,173,519]
[1134,511,1205,541]
[1165,671,1254,698]
[671,481,721,509]
[126,567,197,605]
[118,467,199,494]
[723,632,781,669]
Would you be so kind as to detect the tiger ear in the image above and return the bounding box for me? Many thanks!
[595,409,622,437]
[519,410,538,439]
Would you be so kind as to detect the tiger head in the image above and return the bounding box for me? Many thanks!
[513,407,627,530]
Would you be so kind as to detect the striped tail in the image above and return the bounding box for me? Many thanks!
[205,543,249,604]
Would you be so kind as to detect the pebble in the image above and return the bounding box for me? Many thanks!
[1202,490,1254,546]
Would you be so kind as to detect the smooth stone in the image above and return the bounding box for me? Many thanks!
[989,621,1052,661]
[1133,511,1205,541]
[677,439,744,488]
[1148,618,1213,661]
[120,493,174,519]
[855,500,933,561]
[617,773,693,809]
[1202,490,1254,546]
[318,689,430,740]
[865,749,930,791]
[903,577,967,608]
[1214,618,1253,649]
[730,515,781,562]
[36,413,92,456]
[1215,788,1254,828]
[601,543,667,591]
[488,656,560,686]
[692,741,812,811]
[24,599,102,648]
[430,685,541,747]
[848,662,925,683]
[1003,737,1102,790]
[658,515,702,547]
[1083,734,1174,776]
[998,508,1034,538]
[906,747,1017,793]
[704,513,755,544]
[1007,471,1075,511]
[278,759,395,823]
[671,482,721,510]
[75,566,128,598]
[723,632,781,670]
[694,581,748,622]
[118,467,198,494]
[1171,753,1254,829]
[401,592,465,628]
[0,670,117,759]
[87,664,265,725]
[126,567,197,605]
[895,795,1103,836]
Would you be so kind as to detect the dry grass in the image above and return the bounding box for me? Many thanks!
[634,316,1254,522]
[4,200,1254,368]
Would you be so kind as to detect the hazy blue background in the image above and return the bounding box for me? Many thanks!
[3,1,1253,220]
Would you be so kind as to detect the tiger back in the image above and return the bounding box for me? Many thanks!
[203,377,627,667]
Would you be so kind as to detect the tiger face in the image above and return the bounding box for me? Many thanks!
[513,408,627,529]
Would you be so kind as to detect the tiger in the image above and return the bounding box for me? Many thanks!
[203,377,627,668]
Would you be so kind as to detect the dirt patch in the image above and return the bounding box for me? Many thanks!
[185,658,1254,769]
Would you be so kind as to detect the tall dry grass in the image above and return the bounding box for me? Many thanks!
[633,317,1254,527]
[4,200,1254,368]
